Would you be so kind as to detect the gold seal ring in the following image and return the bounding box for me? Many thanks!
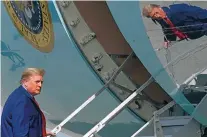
[4,1,54,53]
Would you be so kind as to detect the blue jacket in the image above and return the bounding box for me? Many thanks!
[1,85,44,137]
[153,3,207,41]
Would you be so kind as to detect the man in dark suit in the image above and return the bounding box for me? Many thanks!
[1,68,54,137]
[142,3,207,48]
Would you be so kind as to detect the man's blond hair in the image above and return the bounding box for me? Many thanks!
[142,4,160,17]
[20,68,45,84]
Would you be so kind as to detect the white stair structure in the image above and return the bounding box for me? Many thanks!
[131,101,203,137]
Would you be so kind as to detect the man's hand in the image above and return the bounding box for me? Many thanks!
[46,131,56,137]
[163,41,171,48]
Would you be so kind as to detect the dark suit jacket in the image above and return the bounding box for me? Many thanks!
[1,85,44,137]
[153,3,207,41]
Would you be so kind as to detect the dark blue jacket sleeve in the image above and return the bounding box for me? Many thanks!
[168,4,207,39]
[12,97,30,137]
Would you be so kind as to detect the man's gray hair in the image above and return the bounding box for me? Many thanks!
[142,4,160,17]
[20,68,45,84]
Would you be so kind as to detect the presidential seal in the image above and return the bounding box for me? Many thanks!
[4,1,54,53]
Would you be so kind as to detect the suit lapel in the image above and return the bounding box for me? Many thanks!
[19,85,42,112]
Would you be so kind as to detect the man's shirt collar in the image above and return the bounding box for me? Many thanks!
[22,84,34,98]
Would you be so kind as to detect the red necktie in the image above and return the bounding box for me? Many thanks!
[32,97,47,137]
[163,17,188,40]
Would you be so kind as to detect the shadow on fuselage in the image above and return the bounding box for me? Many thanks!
[1,41,25,71]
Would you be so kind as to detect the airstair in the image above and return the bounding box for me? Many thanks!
[50,68,207,137]
[49,66,207,137]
